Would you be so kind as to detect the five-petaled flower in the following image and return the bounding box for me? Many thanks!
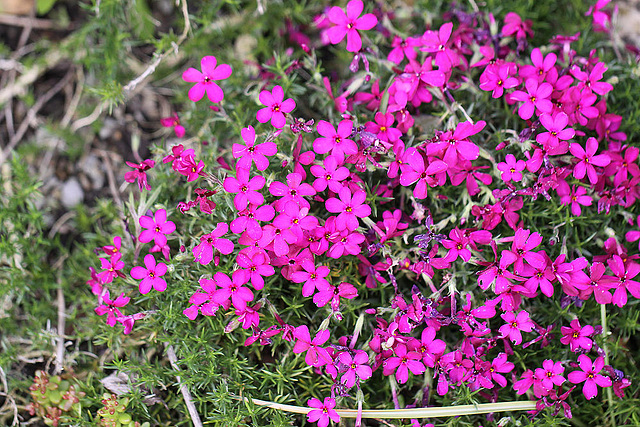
[568,354,612,400]
[326,0,377,53]
[130,254,168,294]
[182,56,232,103]
[307,397,340,427]
[256,85,296,129]
[138,209,176,247]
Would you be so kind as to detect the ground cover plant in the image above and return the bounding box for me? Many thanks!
[2,0,640,425]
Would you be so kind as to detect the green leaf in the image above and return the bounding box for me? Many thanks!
[37,0,58,15]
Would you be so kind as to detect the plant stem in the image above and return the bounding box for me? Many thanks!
[242,396,537,419]
[600,303,616,427]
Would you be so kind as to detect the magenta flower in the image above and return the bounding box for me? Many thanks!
[192,223,234,266]
[388,36,421,64]
[236,249,274,290]
[98,253,125,284]
[124,159,155,191]
[130,254,168,294]
[479,63,519,98]
[232,125,278,171]
[497,154,526,183]
[605,254,640,307]
[313,119,357,163]
[268,172,316,210]
[326,0,377,53]
[412,327,446,368]
[520,48,557,81]
[273,201,319,235]
[535,359,566,391]
[307,397,340,427]
[182,56,232,103]
[160,113,185,138]
[499,310,534,345]
[579,262,614,304]
[256,85,296,129]
[325,187,371,231]
[139,209,175,247]
[339,350,372,387]
[501,228,546,273]
[568,354,612,400]
[293,326,332,367]
[501,12,533,39]
[400,147,448,199]
[310,155,350,193]
[211,271,254,311]
[313,281,358,310]
[510,78,553,120]
[560,319,594,352]
[223,167,266,211]
[95,291,130,327]
[291,259,331,297]
[570,137,610,184]
[383,343,426,384]
[230,203,275,239]
[421,22,460,71]
[365,112,402,146]
[557,182,592,216]
[536,113,575,148]
[490,353,515,388]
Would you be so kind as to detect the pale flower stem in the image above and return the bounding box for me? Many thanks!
[601,303,616,427]
[243,396,537,419]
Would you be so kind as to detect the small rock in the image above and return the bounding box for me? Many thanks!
[61,178,84,209]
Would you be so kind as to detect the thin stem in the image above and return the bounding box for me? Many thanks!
[600,303,616,427]
[166,344,204,427]
[241,396,537,419]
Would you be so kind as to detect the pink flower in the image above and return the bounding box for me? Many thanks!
[535,359,566,391]
[182,56,232,103]
[501,12,533,39]
[223,168,266,211]
[479,63,519,98]
[560,319,594,352]
[230,203,275,239]
[256,85,296,128]
[307,397,340,427]
[420,22,460,71]
[130,254,168,294]
[124,159,155,191]
[236,249,274,290]
[520,48,557,81]
[310,155,350,193]
[497,154,526,182]
[339,350,372,387]
[232,125,277,171]
[411,327,446,368]
[95,291,130,327]
[313,281,358,310]
[98,253,125,284]
[325,187,371,231]
[536,113,575,148]
[388,36,421,64]
[570,137,610,184]
[211,271,254,311]
[192,223,234,265]
[291,259,331,297]
[501,228,546,274]
[604,254,640,307]
[138,209,175,247]
[400,148,448,199]
[326,0,377,53]
[510,78,553,120]
[568,354,612,400]
[499,310,534,345]
[160,113,185,138]
[383,343,426,384]
[490,353,515,388]
[313,119,358,163]
[557,182,592,216]
[268,172,316,210]
[293,326,332,367]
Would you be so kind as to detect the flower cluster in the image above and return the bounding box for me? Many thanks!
[89,1,638,425]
